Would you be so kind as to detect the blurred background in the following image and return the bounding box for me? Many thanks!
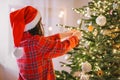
[0,0,90,80]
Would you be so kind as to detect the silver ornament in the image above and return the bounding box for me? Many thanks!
[96,15,106,26]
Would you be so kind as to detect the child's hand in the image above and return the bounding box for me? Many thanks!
[60,30,75,39]
[73,31,81,40]
[60,29,81,39]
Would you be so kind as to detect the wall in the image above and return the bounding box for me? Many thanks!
[0,0,16,80]
[0,0,90,80]
[0,0,8,80]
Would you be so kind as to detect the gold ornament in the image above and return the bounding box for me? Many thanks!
[103,28,120,38]
[113,44,120,50]
[97,70,104,76]
[93,29,98,36]
[103,30,111,35]
[88,25,94,32]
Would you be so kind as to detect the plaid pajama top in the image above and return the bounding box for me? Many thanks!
[17,32,79,80]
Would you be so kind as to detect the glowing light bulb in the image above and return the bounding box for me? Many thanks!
[58,10,64,18]
[77,19,81,24]
[48,27,52,31]
[60,11,64,15]
[11,8,16,12]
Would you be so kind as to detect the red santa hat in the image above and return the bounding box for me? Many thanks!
[10,6,41,47]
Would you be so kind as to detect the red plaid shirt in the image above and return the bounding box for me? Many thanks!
[17,32,79,80]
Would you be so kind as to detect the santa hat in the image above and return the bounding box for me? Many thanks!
[10,6,41,47]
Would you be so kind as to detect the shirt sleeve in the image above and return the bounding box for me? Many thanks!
[45,34,60,41]
[36,35,79,59]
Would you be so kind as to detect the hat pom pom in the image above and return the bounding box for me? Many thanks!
[12,47,24,59]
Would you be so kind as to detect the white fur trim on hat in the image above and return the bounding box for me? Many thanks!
[12,47,25,59]
[24,11,41,31]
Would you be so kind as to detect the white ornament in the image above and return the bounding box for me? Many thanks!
[84,7,91,18]
[81,61,92,73]
[96,15,106,26]
[113,3,118,10]
[80,73,89,80]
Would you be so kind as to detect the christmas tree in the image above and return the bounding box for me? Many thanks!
[55,0,120,80]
